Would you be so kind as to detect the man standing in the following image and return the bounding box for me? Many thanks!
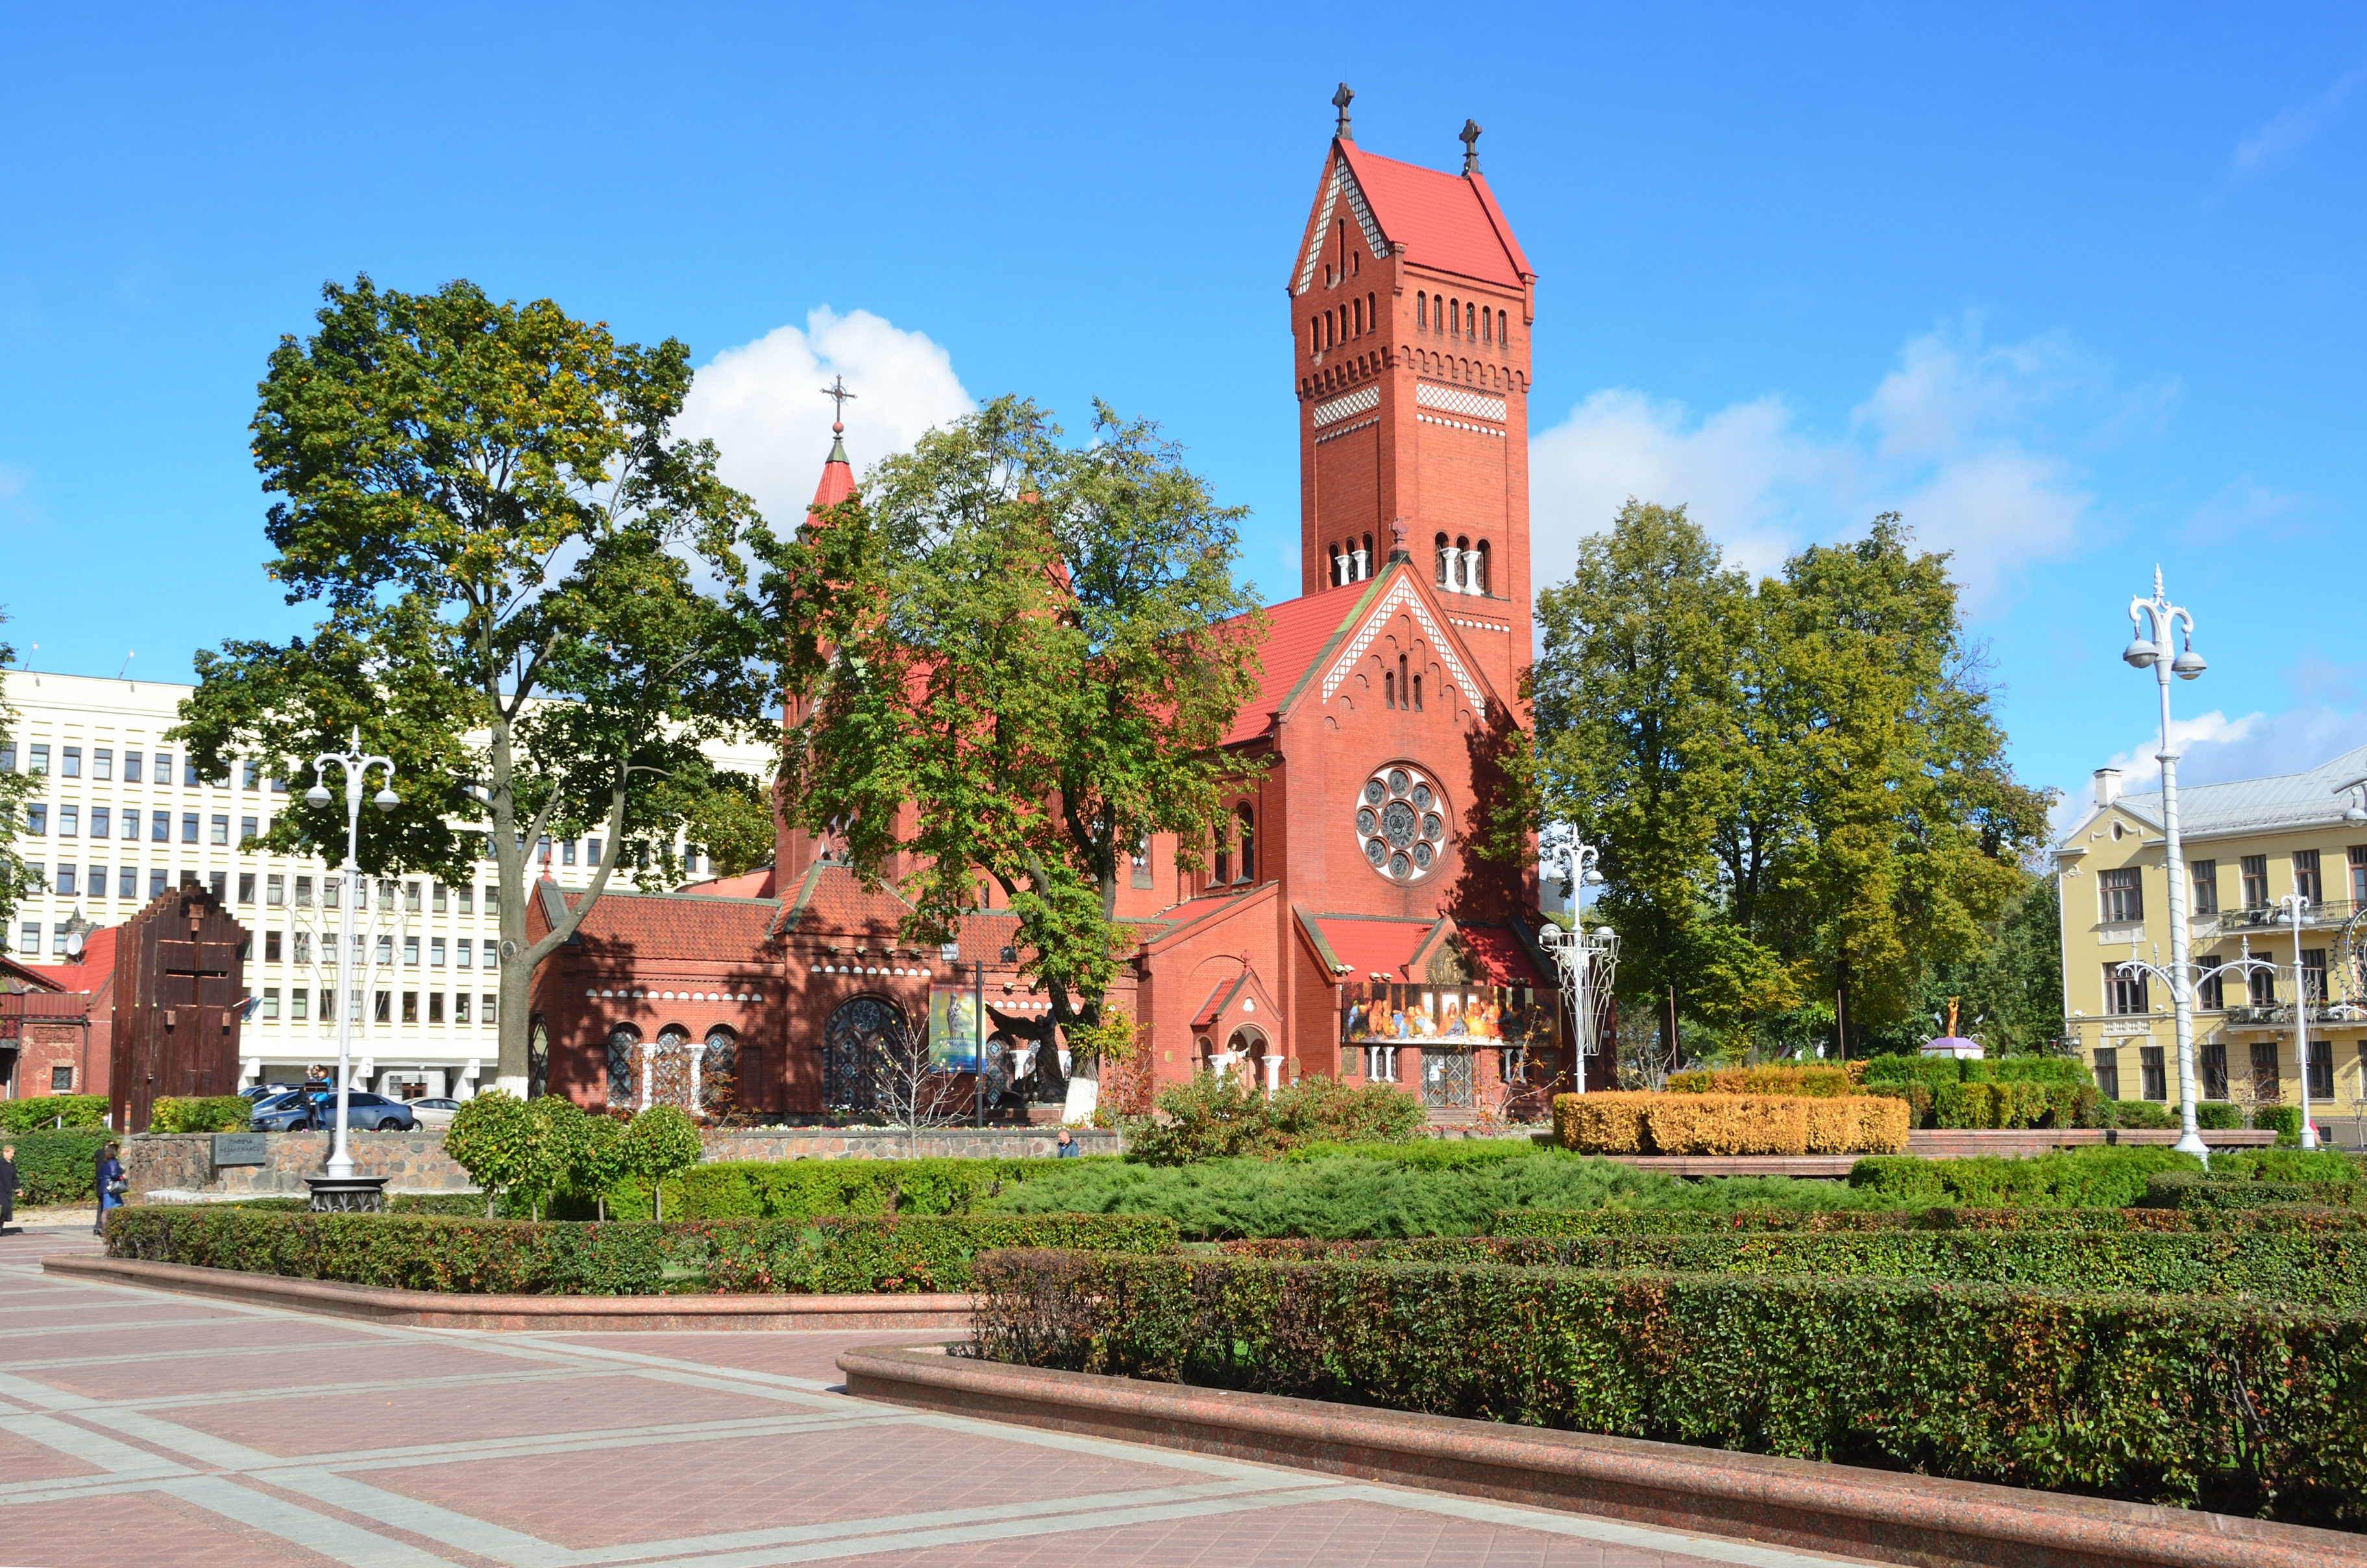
[0,1143,16,1233]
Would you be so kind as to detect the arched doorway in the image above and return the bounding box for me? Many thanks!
[648,1025,694,1110]
[1225,1026,1273,1092]
[821,996,905,1113]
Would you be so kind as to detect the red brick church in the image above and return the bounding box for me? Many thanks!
[529,95,1580,1120]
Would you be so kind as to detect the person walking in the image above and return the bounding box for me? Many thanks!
[93,1142,125,1236]
[1055,1127,1081,1158]
[1,1143,16,1234]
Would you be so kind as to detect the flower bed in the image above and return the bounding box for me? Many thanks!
[968,1249,2367,1525]
[1553,1092,1909,1155]
[104,1207,1175,1295]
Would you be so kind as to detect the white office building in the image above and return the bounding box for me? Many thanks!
[2,668,774,1098]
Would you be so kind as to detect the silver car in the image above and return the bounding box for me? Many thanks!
[407,1097,463,1128]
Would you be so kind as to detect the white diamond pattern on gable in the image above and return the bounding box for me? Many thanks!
[1321,578,1487,722]
[1295,162,1391,297]
[1416,382,1507,423]
[1310,387,1379,427]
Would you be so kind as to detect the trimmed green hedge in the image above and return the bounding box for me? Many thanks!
[1495,1204,2367,1235]
[581,1155,1105,1223]
[103,1207,1177,1295]
[0,1095,108,1134]
[971,1251,2367,1523]
[1848,1147,2200,1208]
[219,1194,502,1218]
[6,1129,110,1203]
[2144,1173,2364,1211]
[1215,1230,2367,1305]
[148,1096,256,1134]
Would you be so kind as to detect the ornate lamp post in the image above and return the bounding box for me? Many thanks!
[305,729,398,1180]
[1540,839,1615,1094]
[2121,567,2209,1156]
[2116,937,2273,1164]
[2272,894,2323,1150]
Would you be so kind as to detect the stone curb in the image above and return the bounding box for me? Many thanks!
[836,1347,2366,1568]
[44,1255,975,1331]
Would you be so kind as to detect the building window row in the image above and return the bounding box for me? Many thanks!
[1433,534,1491,596]
[1383,652,1424,713]
[1310,291,1382,358]
[254,987,495,1025]
[0,742,297,790]
[1210,804,1256,888]
[1416,291,1508,346]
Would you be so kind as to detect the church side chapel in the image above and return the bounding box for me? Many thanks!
[529,90,1581,1122]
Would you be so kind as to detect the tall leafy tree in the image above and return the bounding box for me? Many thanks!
[0,612,40,938]
[765,397,1264,1073]
[173,276,773,1092]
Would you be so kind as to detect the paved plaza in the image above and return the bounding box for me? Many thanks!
[0,1227,1880,1568]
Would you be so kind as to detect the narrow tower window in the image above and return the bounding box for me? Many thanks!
[1474,539,1491,596]
[1466,302,1477,336]
[1399,654,1410,706]
[1413,674,1424,712]
[1236,805,1256,881]
[1330,545,1344,587]
[1482,308,1491,343]
[1360,532,1373,575]
[1448,298,1459,335]
[1384,670,1396,709]
[1367,292,1377,337]
[1353,298,1363,336]
[1417,291,1427,329]
[1498,309,1508,343]
[1434,533,1452,588]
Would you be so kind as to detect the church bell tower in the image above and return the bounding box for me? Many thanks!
[1290,86,1536,705]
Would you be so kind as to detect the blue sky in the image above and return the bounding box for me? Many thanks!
[4,3,2363,826]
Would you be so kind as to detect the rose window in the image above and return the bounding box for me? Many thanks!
[1356,765,1447,882]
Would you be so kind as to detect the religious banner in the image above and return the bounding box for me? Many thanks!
[929,987,985,1071]
[1340,981,1556,1047]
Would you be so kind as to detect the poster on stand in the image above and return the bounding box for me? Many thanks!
[929,988,985,1070]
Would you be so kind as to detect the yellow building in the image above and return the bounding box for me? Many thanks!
[2056,742,2367,1144]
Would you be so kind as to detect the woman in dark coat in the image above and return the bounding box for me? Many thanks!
[93,1142,124,1235]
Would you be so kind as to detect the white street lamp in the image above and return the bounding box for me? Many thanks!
[2122,567,2209,1157]
[1540,839,1617,1096]
[307,728,398,1180]
[2272,894,2322,1151]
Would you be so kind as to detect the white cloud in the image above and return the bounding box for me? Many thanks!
[2230,66,2367,180]
[676,308,973,527]
[1528,322,2122,615]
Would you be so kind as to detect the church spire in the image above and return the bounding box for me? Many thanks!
[1331,82,1354,141]
[809,374,859,515]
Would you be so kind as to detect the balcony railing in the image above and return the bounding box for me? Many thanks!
[2220,1001,2364,1027]
[2211,899,2357,932]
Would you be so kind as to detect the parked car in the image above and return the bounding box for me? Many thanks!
[406,1097,462,1128]
[251,1090,419,1133]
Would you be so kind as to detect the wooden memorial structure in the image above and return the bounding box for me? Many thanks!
[108,885,248,1133]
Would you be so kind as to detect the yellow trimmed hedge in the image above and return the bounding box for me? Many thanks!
[1554,1092,1909,1156]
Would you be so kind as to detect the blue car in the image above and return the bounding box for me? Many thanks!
[251,1090,419,1133]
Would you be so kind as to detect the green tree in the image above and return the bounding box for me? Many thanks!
[622,1104,702,1221]
[764,397,1265,1077]
[171,276,775,1092]
[0,612,39,938]
[1530,504,2048,1064]
[444,1089,536,1218]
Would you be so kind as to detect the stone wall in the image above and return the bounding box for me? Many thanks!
[127,1123,1123,1199]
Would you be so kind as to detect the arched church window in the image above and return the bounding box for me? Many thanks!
[1212,819,1230,888]
[1498,309,1508,343]
[1367,292,1377,337]
[1236,805,1255,882]
[1384,670,1395,710]
[1447,298,1458,335]
[606,1023,640,1105]
[1413,672,1423,712]
[1330,544,1344,587]
[700,1026,737,1114]
[821,996,904,1112]
[1473,541,1491,596]
[1417,291,1427,330]
[1466,302,1477,336]
[1482,307,1491,343]
[1434,533,1451,588]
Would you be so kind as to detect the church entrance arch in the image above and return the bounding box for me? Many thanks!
[822,996,905,1113]
[1225,1026,1276,1094]
[1420,1046,1474,1110]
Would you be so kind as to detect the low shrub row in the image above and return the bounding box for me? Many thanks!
[0,1094,108,1134]
[1123,1075,1427,1165]
[574,1155,1105,1222]
[220,1194,502,1218]
[1662,1064,1863,1097]
[968,1251,2367,1524]
[1848,1147,2201,1208]
[147,1096,256,1134]
[5,1129,110,1203]
[1863,1055,2092,1090]
[1554,1093,1910,1155]
[1212,1229,2367,1305]
[2144,1172,2364,1211]
[105,1207,1177,1294]
[1493,1204,2367,1235]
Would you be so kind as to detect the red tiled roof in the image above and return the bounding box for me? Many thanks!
[810,439,857,515]
[546,884,783,964]
[775,862,911,940]
[1338,143,1528,288]
[20,925,117,993]
[1455,925,1547,988]
[679,866,778,899]
[1221,589,1364,745]
[1304,914,1439,981]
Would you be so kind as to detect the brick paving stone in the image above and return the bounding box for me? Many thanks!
[19,1336,541,1403]
[0,1427,106,1482]
[357,1421,1219,1549]
[547,1327,958,1383]
[164,1363,802,1456]
[0,1488,341,1567]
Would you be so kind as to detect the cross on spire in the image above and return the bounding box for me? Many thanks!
[819,374,857,435]
[1332,82,1355,141]
[1460,118,1482,173]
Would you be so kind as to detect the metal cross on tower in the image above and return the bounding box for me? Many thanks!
[1460,119,1483,173]
[819,374,858,433]
[1332,82,1355,140]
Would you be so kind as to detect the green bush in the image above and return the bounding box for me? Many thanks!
[104,1207,1175,1294]
[1848,1147,2199,1208]
[1124,1074,1426,1165]
[220,1193,498,1218]
[2251,1105,2305,1144]
[1283,1138,1552,1168]
[2143,1173,2363,1211]
[1213,1229,2367,1306]
[147,1096,256,1134]
[0,1095,109,1134]
[2098,1097,2180,1131]
[595,1155,1096,1223]
[1930,1079,2086,1130]
[2196,1101,2246,1130]
[971,1251,2367,1523]
[1862,1055,2095,1128]
[6,1129,111,1203]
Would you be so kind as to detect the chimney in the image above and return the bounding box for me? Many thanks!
[2092,768,2123,808]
